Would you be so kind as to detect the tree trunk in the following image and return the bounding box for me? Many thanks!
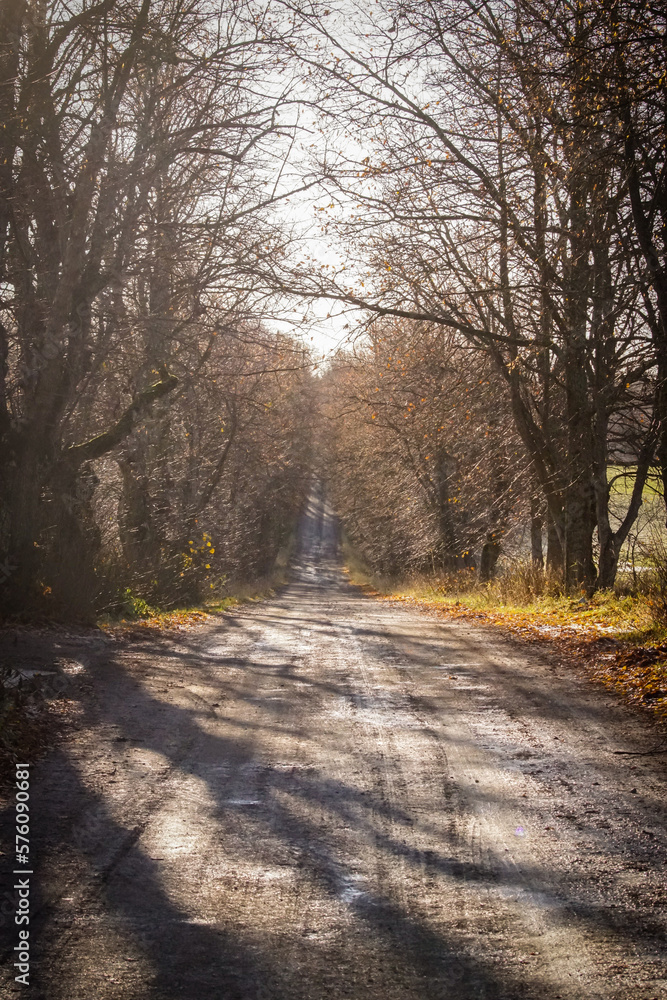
[47,462,102,619]
[117,455,161,580]
[546,509,564,575]
[480,535,501,581]
[563,413,596,592]
[2,442,45,613]
[656,352,667,523]
[530,493,544,569]
[562,139,597,593]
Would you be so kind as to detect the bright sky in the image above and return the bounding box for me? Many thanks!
[257,3,381,361]
[267,158,363,361]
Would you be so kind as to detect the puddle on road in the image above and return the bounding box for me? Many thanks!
[435,663,485,669]
[451,684,491,691]
[338,874,367,903]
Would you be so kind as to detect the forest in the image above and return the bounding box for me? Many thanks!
[1,0,666,619]
[3,7,667,995]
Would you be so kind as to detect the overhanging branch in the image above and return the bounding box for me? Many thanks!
[65,374,179,466]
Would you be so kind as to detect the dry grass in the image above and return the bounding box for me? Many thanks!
[99,535,295,638]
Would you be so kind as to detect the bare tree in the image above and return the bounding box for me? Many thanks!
[108,324,314,606]
[0,0,314,615]
[321,320,527,578]
[281,0,660,591]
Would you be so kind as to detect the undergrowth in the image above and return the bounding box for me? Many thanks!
[99,535,295,636]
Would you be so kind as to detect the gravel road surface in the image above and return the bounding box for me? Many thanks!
[2,491,666,999]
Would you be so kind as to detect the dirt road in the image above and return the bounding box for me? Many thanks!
[2,492,666,999]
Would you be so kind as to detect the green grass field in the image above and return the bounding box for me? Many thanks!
[607,464,663,499]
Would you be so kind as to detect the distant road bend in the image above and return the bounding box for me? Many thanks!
[4,489,667,999]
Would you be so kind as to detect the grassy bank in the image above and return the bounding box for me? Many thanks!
[98,577,283,638]
[98,535,295,638]
[342,537,667,729]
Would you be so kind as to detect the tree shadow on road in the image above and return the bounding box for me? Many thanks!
[12,597,664,1000]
